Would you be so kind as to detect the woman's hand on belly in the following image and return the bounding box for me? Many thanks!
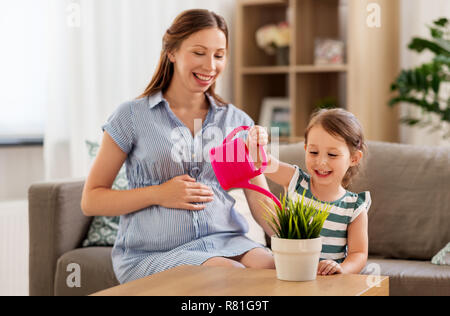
[154,174,215,211]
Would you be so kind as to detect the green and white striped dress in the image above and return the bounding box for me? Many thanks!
[288,166,371,264]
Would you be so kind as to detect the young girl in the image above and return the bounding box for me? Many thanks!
[249,108,371,275]
[81,9,275,284]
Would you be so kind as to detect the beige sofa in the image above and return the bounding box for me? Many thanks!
[28,141,450,296]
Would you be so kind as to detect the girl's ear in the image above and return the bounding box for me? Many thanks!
[350,150,363,166]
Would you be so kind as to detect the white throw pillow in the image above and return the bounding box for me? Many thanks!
[228,189,267,246]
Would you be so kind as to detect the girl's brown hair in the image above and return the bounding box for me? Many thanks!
[304,108,367,188]
[138,9,228,105]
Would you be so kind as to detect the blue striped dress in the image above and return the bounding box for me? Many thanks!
[287,166,371,264]
[103,91,265,284]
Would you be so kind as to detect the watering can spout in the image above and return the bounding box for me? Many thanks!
[209,126,282,209]
[239,182,282,209]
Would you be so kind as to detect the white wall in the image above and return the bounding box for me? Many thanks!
[0,146,44,201]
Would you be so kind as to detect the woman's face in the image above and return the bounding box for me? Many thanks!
[169,28,227,93]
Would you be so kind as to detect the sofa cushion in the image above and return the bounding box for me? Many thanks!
[54,247,118,296]
[82,216,120,247]
[350,142,450,260]
[363,257,450,296]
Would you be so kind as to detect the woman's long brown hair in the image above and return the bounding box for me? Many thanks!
[137,9,228,106]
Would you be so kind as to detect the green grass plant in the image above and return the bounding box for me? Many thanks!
[262,191,331,240]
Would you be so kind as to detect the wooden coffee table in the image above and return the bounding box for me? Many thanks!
[93,265,389,296]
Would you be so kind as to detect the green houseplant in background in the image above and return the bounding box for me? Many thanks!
[389,17,450,138]
[262,191,331,281]
[315,96,339,110]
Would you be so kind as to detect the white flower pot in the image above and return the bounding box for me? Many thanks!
[271,236,322,282]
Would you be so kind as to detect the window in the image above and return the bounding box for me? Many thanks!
[0,0,47,144]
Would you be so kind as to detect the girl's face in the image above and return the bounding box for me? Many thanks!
[169,28,227,94]
[305,125,362,189]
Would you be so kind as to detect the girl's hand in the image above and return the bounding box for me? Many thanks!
[247,125,269,148]
[156,175,214,211]
[247,126,269,167]
[317,260,343,275]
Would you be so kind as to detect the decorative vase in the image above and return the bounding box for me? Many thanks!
[271,236,322,282]
[275,46,289,66]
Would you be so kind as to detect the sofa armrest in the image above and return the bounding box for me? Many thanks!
[28,179,92,296]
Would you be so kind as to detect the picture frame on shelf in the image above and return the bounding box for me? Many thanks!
[314,38,345,65]
[259,98,291,138]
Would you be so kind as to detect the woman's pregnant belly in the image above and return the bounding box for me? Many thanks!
[123,187,246,253]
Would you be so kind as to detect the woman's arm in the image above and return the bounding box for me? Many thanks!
[340,211,369,274]
[81,132,161,216]
[81,132,214,217]
[243,174,277,238]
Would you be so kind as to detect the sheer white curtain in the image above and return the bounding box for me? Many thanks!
[400,0,450,146]
[0,0,47,138]
[45,0,236,180]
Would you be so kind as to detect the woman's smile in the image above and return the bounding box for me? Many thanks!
[193,72,214,86]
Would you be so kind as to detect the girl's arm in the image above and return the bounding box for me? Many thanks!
[263,154,297,189]
[81,132,213,217]
[340,211,369,274]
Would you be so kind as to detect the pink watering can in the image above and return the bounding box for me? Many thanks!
[209,126,282,209]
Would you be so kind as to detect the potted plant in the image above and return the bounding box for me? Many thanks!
[389,17,450,138]
[262,191,331,282]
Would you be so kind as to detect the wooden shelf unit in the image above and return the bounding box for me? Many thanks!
[234,0,348,138]
[233,0,400,142]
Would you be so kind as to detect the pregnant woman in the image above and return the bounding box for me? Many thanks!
[81,9,275,284]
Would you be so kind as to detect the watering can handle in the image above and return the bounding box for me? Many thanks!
[224,126,268,173]
[224,126,251,143]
